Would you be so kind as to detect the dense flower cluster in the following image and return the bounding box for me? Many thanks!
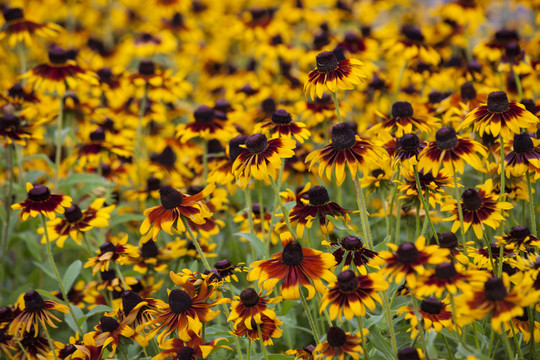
[1,1,540,360]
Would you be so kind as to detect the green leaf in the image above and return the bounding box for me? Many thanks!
[368,325,394,359]
[36,289,60,300]
[234,232,265,258]
[283,201,295,212]
[62,260,82,292]
[86,304,114,317]
[59,173,108,187]
[65,305,86,334]
[325,215,357,236]
[252,355,293,360]
[204,325,231,337]
[109,213,145,227]
[280,300,297,316]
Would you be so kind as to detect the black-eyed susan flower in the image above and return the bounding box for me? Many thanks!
[460,91,538,140]
[304,51,365,100]
[8,290,69,338]
[72,332,112,360]
[153,333,227,360]
[504,132,540,177]
[177,105,238,143]
[92,315,146,356]
[142,271,227,343]
[389,133,426,168]
[213,259,245,283]
[441,179,513,239]
[322,235,378,273]
[232,133,296,185]
[306,123,387,186]
[497,225,540,252]
[119,290,165,333]
[397,296,454,339]
[84,236,130,275]
[11,183,72,221]
[140,184,214,241]
[320,270,388,321]
[288,185,351,238]
[418,126,487,175]
[455,275,539,331]
[285,345,316,360]
[23,46,98,96]
[233,314,284,345]
[0,7,62,47]
[247,234,336,300]
[414,262,490,298]
[504,309,540,344]
[253,109,310,144]
[313,326,366,360]
[0,113,33,146]
[0,328,14,358]
[123,239,169,274]
[370,101,439,136]
[38,198,114,248]
[371,236,450,288]
[12,330,51,360]
[227,288,281,330]
[382,24,440,65]
[398,168,452,209]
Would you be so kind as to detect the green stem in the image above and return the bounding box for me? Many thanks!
[181,217,211,271]
[55,97,64,188]
[113,262,128,289]
[381,291,398,357]
[442,333,455,360]
[270,178,296,238]
[299,289,320,344]
[499,134,506,199]
[202,139,208,183]
[501,331,515,360]
[451,163,468,256]
[247,339,251,360]
[1,144,14,271]
[413,166,438,243]
[258,181,266,242]
[411,296,430,360]
[256,323,270,360]
[18,43,27,85]
[482,232,497,276]
[40,214,84,336]
[511,64,523,101]
[509,318,524,360]
[42,324,59,360]
[264,163,284,258]
[331,92,342,123]
[352,176,374,250]
[357,316,370,360]
[135,84,148,187]
[526,171,537,237]
[394,59,409,101]
[529,306,537,360]
[245,184,257,260]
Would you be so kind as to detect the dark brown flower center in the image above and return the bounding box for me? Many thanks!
[240,288,260,307]
[462,189,482,211]
[100,241,117,254]
[0,307,13,322]
[100,316,119,333]
[152,146,177,167]
[245,133,268,154]
[122,290,143,315]
[392,101,414,118]
[24,291,45,312]
[495,29,519,43]
[281,241,304,266]
[438,232,458,249]
[141,239,159,258]
[371,169,385,178]
[341,235,363,250]
[28,185,51,202]
[435,127,458,150]
[138,60,155,76]
[271,109,292,124]
[327,326,347,347]
[63,344,76,356]
[0,113,21,131]
[97,67,112,83]
[487,91,509,113]
[337,270,359,292]
[398,346,421,360]
[229,135,248,161]
[484,278,507,301]
[194,105,215,123]
[304,344,316,353]
[521,99,535,114]
[177,346,195,360]
[513,133,534,153]
[169,289,193,314]
[420,296,443,315]
[308,185,330,205]
[401,25,424,42]
[146,177,161,192]
[100,269,116,281]
[399,134,420,152]
[90,128,105,142]
[397,243,419,264]
[215,259,232,271]
[316,51,338,73]
[505,42,521,58]
[159,186,183,209]
[261,98,277,114]
[3,8,23,22]
[214,99,232,113]
[515,309,529,322]
[331,123,356,150]
[64,205,83,223]
[48,46,68,65]
[460,81,477,101]
[435,262,457,279]
[509,225,530,240]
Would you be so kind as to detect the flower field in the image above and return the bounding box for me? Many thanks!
[1,0,540,359]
